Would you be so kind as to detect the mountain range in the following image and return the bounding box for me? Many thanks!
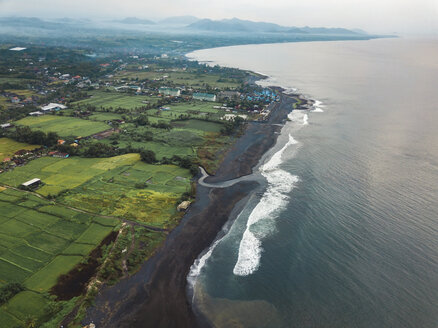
[186,18,364,35]
[0,15,370,39]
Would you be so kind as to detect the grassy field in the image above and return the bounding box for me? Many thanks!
[114,70,241,89]
[16,115,109,137]
[88,112,125,122]
[4,89,38,98]
[0,96,9,108]
[0,138,40,161]
[0,187,118,326]
[72,90,159,110]
[172,119,223,133]
[146,101,227,123]
[0,154,192,226]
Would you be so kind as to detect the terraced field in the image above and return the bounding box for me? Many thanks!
[16,115,109,138]
[0,188,118,327]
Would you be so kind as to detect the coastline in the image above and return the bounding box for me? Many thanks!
[84,85,306,327]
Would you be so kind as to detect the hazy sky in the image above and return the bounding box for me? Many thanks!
[1,0,438,35]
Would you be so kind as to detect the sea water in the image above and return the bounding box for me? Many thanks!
[187,38,438,328]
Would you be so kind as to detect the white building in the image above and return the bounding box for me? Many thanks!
[41,103,67,112]
[29,111,44,116]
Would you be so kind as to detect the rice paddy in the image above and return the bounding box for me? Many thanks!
[15,115,110,137]
[0,187,118,326]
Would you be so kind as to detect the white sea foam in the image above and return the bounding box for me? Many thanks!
[233,135,299,276]
[303,114,309,125]
[288,110,309,126]
[188,237,222,287]
[312,100,325,112]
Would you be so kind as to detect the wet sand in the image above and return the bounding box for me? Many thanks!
[83,92,298,328]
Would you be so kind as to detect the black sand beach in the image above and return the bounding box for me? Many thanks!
[83,92,299,327]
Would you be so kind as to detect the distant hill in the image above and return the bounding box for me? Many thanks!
[0,17,64,29]
[299,26,362,35]
[116,17,156,25]
[187,18,363,36]
[159,16,199,25]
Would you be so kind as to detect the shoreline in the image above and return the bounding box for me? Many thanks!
[84,86,308,327]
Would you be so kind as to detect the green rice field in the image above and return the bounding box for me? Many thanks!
[0,187,118,326]
[0,154,192,226]
[114,70,241,89]
[72,90,159,110]
[0,138,40,161]
[16,115,109,137]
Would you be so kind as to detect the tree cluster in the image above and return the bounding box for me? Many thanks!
[11,126,59,146]
[0,282,24,306]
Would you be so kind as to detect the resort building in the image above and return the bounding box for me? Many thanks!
[218,91,241,100]
[159,87,181,97]
[193,93,217,102]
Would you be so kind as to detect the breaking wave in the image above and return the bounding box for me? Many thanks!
[312,99,325,112]
[288,110,309,125]
[233,135,299,276]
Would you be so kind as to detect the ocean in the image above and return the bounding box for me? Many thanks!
[186,38,438,328]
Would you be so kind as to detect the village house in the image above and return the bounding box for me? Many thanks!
[20,178,42,191]
[48,151,69,158]
[41,103,67,112]
[10,96,20,104]
[29,111,44,116]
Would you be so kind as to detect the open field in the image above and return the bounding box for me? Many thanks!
[4,89,38,98]
[16,115,109,137]
[0,138,40,161]
[72,90,159,110]
[0,154,192,226]
[0,187,118,326]
[104,138,196,159]
[88,112,125,122]
[171,119,223,133]
[146,101,227,124]
[114,70,241,89]
[0,78,36,84]
[0,96,9,108]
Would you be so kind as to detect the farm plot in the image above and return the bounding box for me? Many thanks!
[0,137,40,161]
[16,115,109,137]
[88,112,125,122]
[0,187,118,325]
[115,70,242,89]
[72,90,159,110]
[60,161,192,226]
[149,101,225,122]
[0,153,191,226]
[0,154,138,196]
